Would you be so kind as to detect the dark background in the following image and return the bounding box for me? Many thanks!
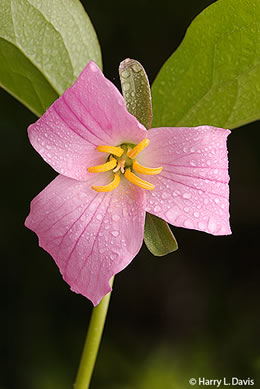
[4,0,260,388]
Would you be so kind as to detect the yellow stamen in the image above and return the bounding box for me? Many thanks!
[132,160,162,175]
[88,157,117,173]
[97,145,124,157]
[92,174,120,192]
[127,138,150,159]
[124,169,154,190]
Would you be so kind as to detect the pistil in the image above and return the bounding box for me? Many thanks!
[88,138,162,192]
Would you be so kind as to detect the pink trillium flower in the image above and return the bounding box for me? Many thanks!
[25,61,231,305]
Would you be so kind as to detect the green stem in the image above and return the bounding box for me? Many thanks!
[74,277,114,389]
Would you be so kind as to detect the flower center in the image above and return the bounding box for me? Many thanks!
[87,138,162,192]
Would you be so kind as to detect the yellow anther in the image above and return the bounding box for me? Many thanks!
[127,138,150,159]
[132,160,162,175]
[124,169,154,190]
[92,174,120,192]
[88,157,117,173]
[97,145,124,157]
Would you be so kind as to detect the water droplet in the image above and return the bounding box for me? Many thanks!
[112,214,120,222]
[96,214,102,221]
[184,206,190,213]
[184,220,193,228]
[190,160,197,166]
[122,82,130,91]
[215,198,219,204]
[121,70,130,78]
[132,63,141,72]
[123,208,128,217]
[154,205,161,212]
[198,221,206,230]
[166,206,181,221]
[194,211,200,218]
[162,192,170,200]
[183,192,191,199]
[90,62,98,72]
[111,231,119,237]
[208,217,217,233]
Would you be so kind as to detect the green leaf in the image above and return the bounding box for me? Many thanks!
[152,0,260,130]
[119,58,178,257]
[144,214,178,257]
[0,0,102,116]
[119,58,153,129]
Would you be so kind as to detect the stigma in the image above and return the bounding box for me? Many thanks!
[88,138,162,192]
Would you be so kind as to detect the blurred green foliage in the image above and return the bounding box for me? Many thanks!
[4,0,260,388]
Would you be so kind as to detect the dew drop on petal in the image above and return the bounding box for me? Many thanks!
[96,214,102,221]
[90,62,98,72]
[154,205,161,212]
[166,206,181,221]
[183,192,191,199]
[112,214,120,222]
[184,220,193,228]
[123,208,128,217]
[208,217,217,233]
[111,231,119,237]
[198,221,206,230]
[162,192,170,200]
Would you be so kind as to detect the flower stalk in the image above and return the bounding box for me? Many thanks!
[74,277,114,389]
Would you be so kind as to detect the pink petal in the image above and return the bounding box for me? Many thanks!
[139,126,231,235]
[28,61,147,180]
[25,174,146,305]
